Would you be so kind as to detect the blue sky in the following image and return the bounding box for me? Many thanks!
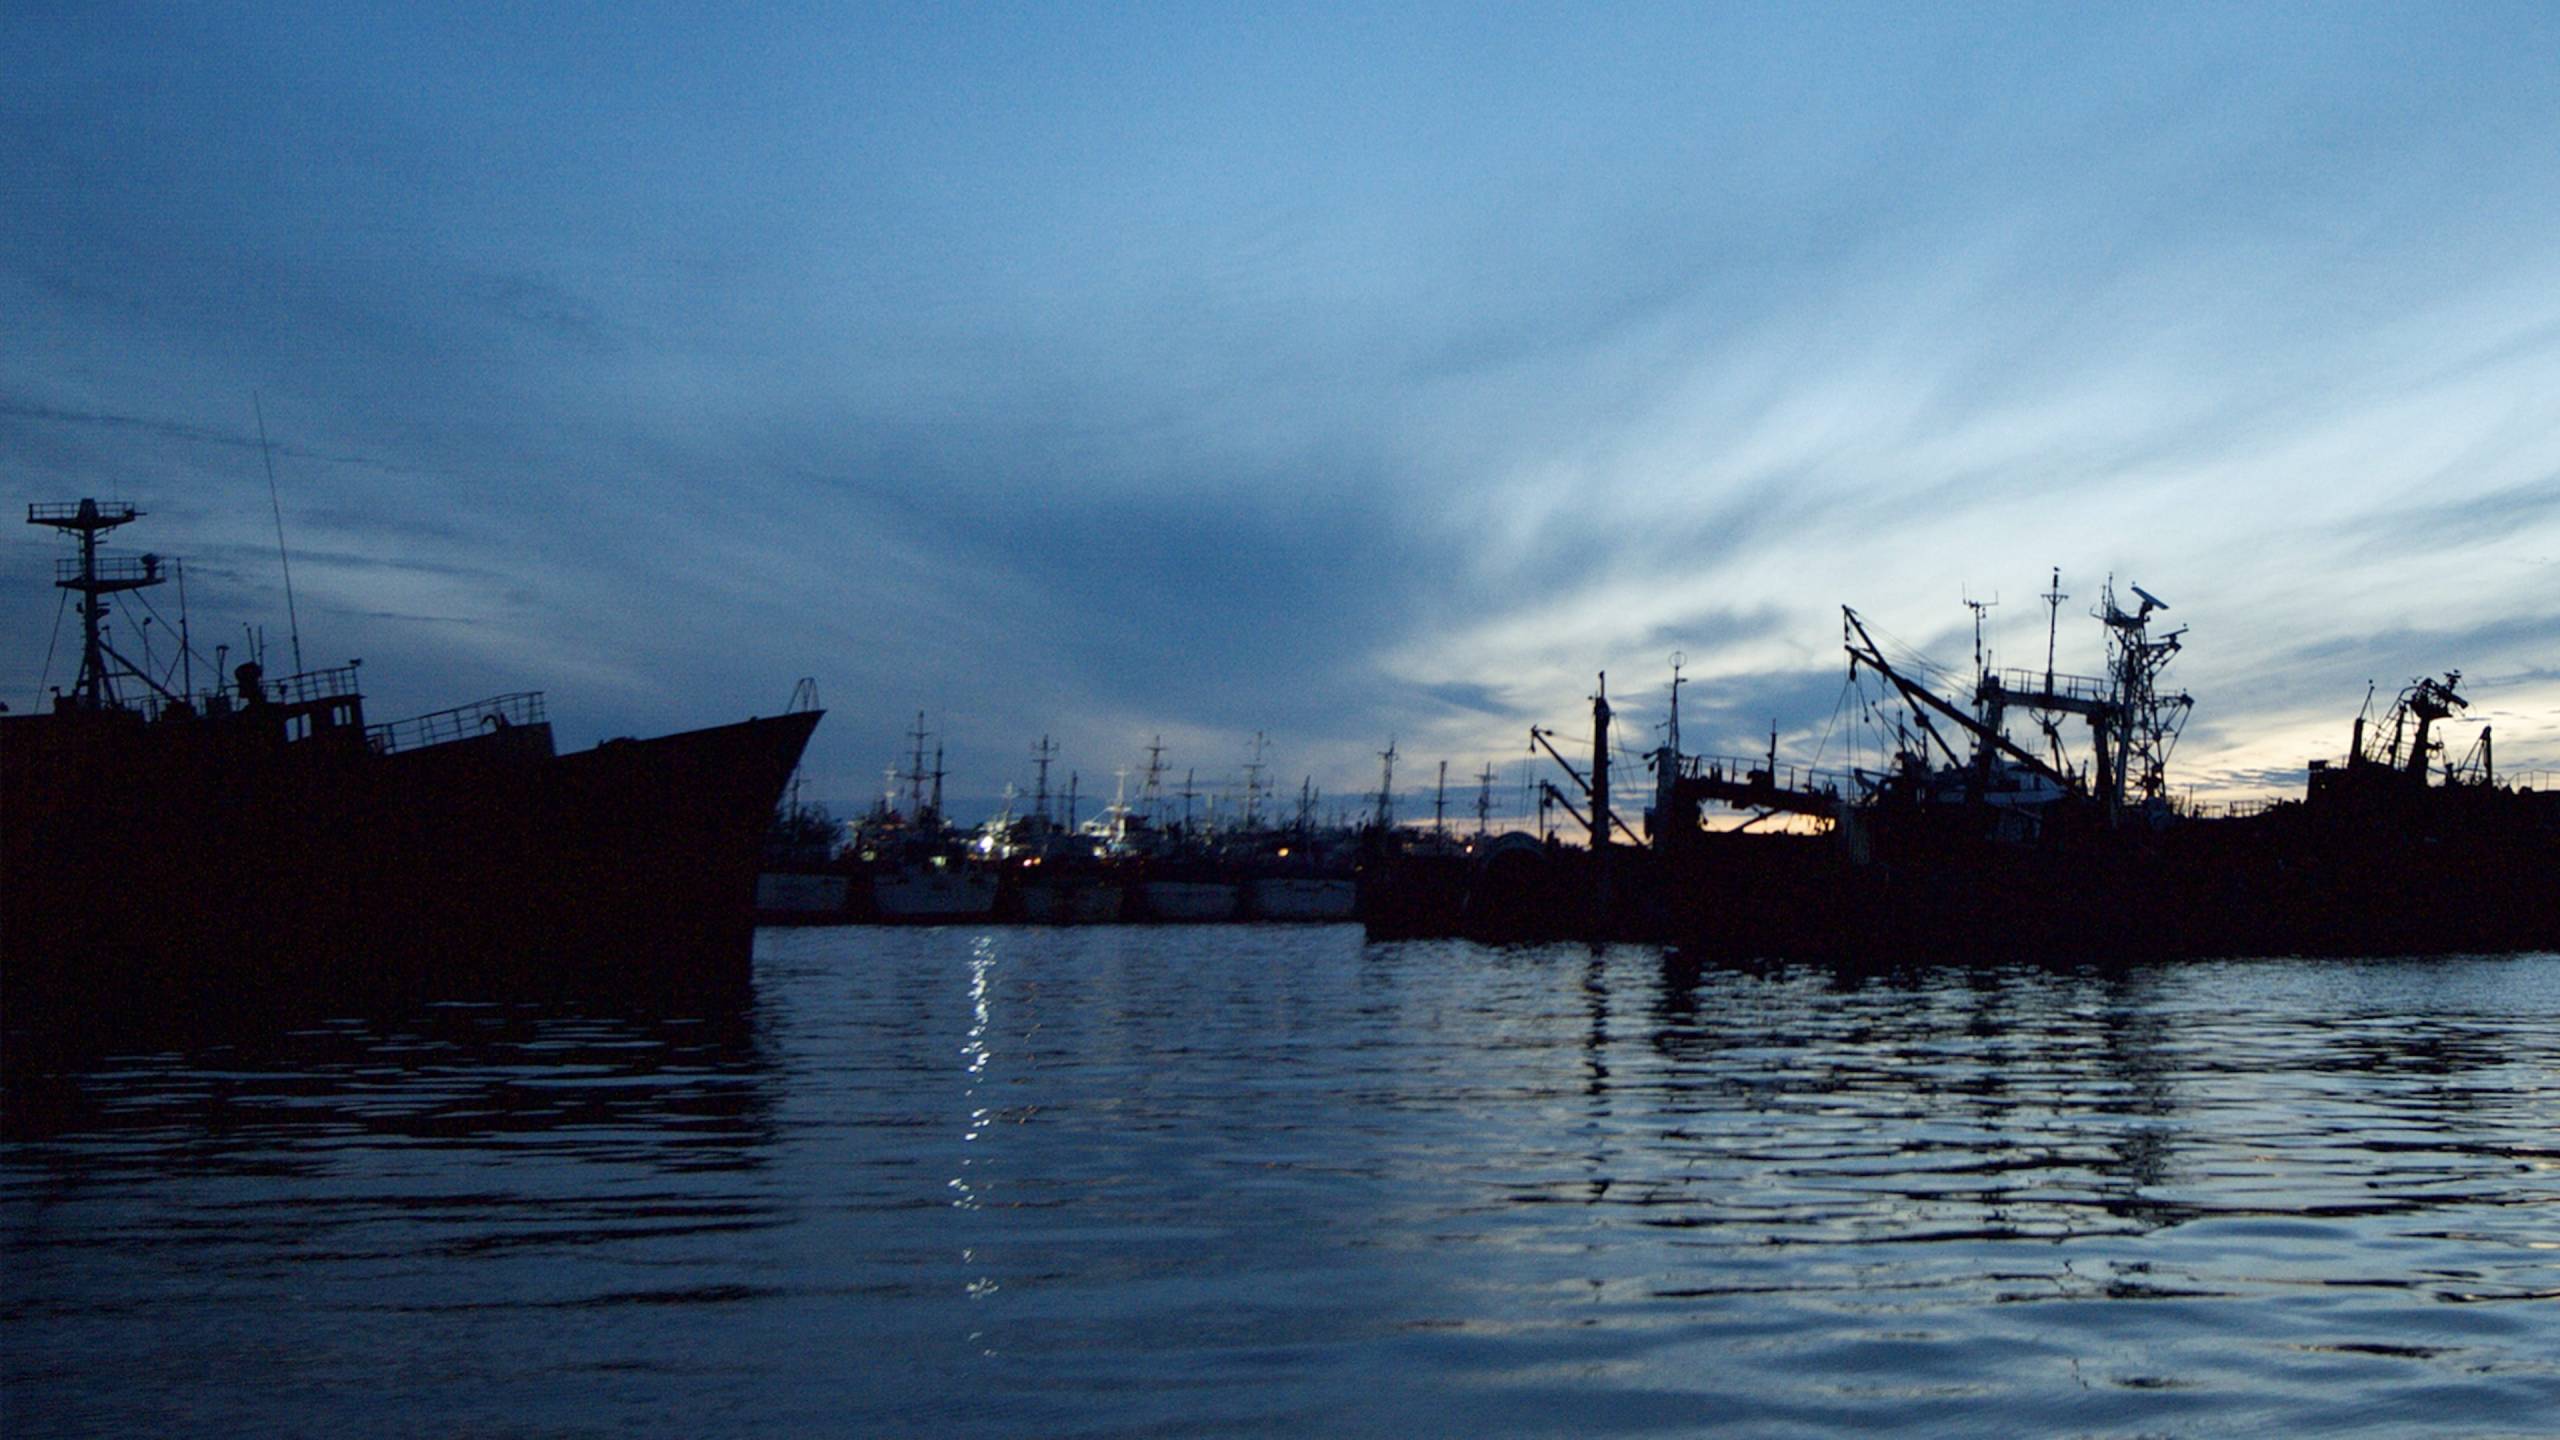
[7,2,2558,819]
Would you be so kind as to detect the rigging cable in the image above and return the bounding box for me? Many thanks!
[131,588,210,692]
[1810,672,1855,770]
[35,583,69,709]
[255,391,306,676]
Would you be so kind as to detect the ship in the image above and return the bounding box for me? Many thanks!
[2,499,822,1019]
[1382,573,2560,958]
[841,713,1000,923]
[1000,816,1128,923]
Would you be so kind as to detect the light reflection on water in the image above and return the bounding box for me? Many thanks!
[6,931,2559,1436]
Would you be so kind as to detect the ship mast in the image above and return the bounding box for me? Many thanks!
[28,499,168,712]
[1964,593,1997,711]
[1373,737,1397,830]
[1031,734,1056,824]
[1243,731,1268,830]
[1844,606,2077,795]
[2041,568,2066,695]
[905,712,930,821]
[1651,652,1685,841]
[1142,736,1167,827]
[1591,672,1613,931]
[2097,578,2192,812]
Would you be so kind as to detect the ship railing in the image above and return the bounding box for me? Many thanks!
[55,554,163,585]
[27,500,139,524]
[261,665,364,706]
[2181,797,2279,819]
[1984,667,2110,706]
[85,684,181,722]
[1678,753,1851,800]
[366,692,548,754]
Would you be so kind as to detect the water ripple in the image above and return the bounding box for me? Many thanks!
[7,936,2559,1435]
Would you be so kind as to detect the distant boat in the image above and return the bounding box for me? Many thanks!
[998,815,1126,923]
[2,498,821,1018]
[845,817,999,923]
[845,713,999,923]
[1236,832,1359,921]
[869,855,1000,922]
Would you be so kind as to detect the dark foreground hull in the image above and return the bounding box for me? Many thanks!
[2,709,820,1027]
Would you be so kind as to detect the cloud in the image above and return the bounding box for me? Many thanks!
[9,4,2560,813]
[0,398,435,478]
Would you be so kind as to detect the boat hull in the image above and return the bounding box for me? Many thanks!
[1244,875,1358,921]
[1015,880,1126,924]
[2,709,821,1017]
[1136,880,1238,922]
[870,867,999,922]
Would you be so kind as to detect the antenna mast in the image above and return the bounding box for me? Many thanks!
[254,393,305,676]
[1142,736,1166,826]
[1243,731,1268,830]
[1654,651,1686,842]
[1964,591,1998,704]
[1374,737,1397,830]
[905,712,929,820]
[2041,567,2067,695]
[1031,735,1057,823]
[28,498,165,711]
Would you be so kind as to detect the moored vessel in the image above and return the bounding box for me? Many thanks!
[2,498,821,1019]
[844,713,999,923]
[1380,571,2559,956]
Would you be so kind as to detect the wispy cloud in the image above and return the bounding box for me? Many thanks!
[8,4,2560,809]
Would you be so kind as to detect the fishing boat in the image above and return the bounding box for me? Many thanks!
[845,714,999,923]
[996,812,1127,924]
[1234,831,1359,921]
[1417,571,2558,956]
[2,499,821,1016]
[866,847,1000,921]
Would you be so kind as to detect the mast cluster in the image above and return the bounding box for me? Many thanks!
[28,499,172,713]
[1840,570,2193,826]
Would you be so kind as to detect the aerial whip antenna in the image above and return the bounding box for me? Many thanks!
[254,392,305,675]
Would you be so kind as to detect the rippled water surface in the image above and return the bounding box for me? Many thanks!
[7,930,2559,1436]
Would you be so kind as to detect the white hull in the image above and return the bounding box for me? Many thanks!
[1017,882,1125,924]
[757,871,851,914]
[1244,876,1357,921]
[1137,880,1237,922]
[873,868,998,921]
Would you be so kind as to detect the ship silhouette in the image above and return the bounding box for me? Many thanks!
[3,499,820,1025]
[1373,574,2560,957]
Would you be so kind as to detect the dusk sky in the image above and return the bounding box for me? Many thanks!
[8,3,2558,822]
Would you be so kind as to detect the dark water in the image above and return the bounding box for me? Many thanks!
[6,930,2558,1437]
